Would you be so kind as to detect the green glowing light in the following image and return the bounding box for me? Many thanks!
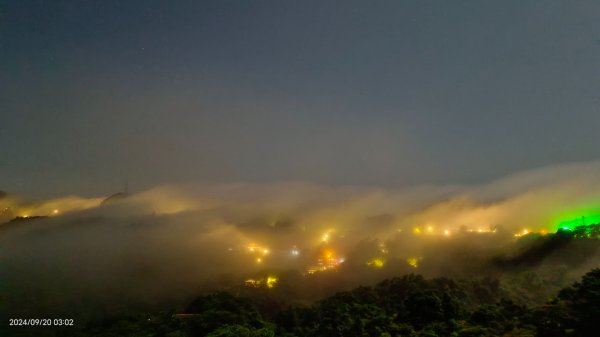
[557,213,600,231]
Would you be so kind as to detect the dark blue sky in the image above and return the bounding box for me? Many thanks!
[1,0,600,197]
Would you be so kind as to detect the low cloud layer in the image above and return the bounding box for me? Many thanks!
[1,161,599,316]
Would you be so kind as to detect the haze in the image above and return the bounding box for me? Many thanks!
[2,3,600,336]
[2,0,600,197]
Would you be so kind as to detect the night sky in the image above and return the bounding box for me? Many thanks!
[1,0,600,197]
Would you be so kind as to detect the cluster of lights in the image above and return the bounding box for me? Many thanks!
[244,212,598,292]
[513,228,552,237]
[513,229,530,237]
[410,226,557,238]
[246,244,269,254]
[244,243,303,262]
[410,225,510,237]
[412,226,454,237]
[465,228,496,233]
[246,243,270,255]
[12,208,61,219]
[245,244,271,264]
[290,247,300,256]
[307,248,344,274]
[241,214,596,283]
[406,257,421,268]
[367,256,421,269]
[366,241,390,268]
[366,258,385,268]
[244,276,278,289]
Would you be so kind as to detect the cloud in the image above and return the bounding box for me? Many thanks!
[1,161,599,314]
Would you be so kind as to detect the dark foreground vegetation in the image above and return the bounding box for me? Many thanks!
[6,268,599,337]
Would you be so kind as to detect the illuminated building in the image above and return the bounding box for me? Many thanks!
[306,248,344,274]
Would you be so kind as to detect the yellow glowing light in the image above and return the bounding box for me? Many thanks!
[367,258,385,268]
[52,209,59,214]
[256,258,262,264]
[514,229,531,238]
[309,248,343,273]
[413,227,422,235]
[540,229,548,235]
[444,229,450,236]
[22,214,29,218]
[407,257,419,268]
[247,244,270,255]
[477,228,483,233]
[426,226,433,233]
[266,276,278,288]
[321,232,330,243]
[245,279,260,287]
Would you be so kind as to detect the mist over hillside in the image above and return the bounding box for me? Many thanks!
[1,162,599,331]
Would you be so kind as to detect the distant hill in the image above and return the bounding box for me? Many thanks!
[101,192,129,205]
